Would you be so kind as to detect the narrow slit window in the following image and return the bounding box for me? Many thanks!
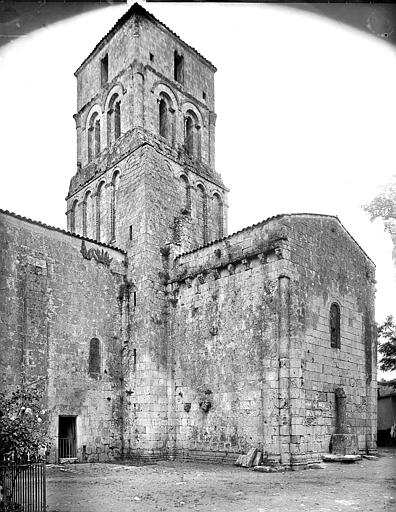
[330,303,341,349]
[174,51,184,84]
[89,338,101,376]
[101,54,108,86]
[133,291,137,308]
[129,225,133,241]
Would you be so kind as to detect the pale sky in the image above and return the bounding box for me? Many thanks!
[1,1,396,372]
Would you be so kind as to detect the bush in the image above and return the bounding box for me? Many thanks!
[0,386,49,461]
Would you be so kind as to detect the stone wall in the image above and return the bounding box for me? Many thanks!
[166,214,376,464]
[74,7,216,170]
[1,5,377,467]
[111,143,227,459]
[66,127,228,264]
[0,211,127,462]
[286,215,377,460]
[167,216,291,463]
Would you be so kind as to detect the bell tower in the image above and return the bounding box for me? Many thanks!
[66,2,227,255]
[65,3,228,459]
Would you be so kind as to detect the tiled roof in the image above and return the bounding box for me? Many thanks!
[175,213,374,265]
[75,2,217,75]
[0,208,126,254]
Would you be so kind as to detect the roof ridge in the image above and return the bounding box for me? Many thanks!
[175,212,374,265]
[0,208,126,254]
[75,2,216,76]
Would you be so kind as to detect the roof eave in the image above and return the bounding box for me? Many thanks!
[74,2,217,77]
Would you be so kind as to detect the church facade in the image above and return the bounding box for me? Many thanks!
[0,4,377,467]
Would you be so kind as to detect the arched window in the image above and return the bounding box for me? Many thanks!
[83,191,90,237]
[213,193,223,239]
[110,171,120,242]
[159,98,168,139]
[69,199,78,234]
[88,112,100,162]
[184,110,200,159]
[96,181,105,242]
[158,93,174,144]
[197,184,207,245]
[114,101,121,140]
[185,116,193,155]
[107,94,121,146]
[180,175,191,213]
[83,191,95,239]
[89,338,100,376]
[95,118,101,156]
[330,303,341,348]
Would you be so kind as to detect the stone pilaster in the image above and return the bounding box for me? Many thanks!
[277,275,291,466]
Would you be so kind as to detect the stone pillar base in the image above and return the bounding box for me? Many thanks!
[330,433,359,455]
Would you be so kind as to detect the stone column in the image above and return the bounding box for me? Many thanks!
[132,62,145,129]
[73,113,82,166]
[364,303,377,454]
[66,206,71,232]
[208,111,216,169]
[335,387,348,434]
[177,107,184,149]
[330,387,359,456]
[277,275,291,465]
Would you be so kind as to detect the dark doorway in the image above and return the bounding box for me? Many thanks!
[58,416,77,459]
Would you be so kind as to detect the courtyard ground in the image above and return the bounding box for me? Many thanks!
[46,448,396,512]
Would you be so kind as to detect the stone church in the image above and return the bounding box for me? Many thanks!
[0,3,377,467]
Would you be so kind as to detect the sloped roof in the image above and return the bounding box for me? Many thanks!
[175,213,374,265]
[75,2,216,75]
[0,208,126,254]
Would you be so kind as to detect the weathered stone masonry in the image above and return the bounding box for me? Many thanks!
[0,3,377,466]
[0,211,127,462]
[167,214,376,464]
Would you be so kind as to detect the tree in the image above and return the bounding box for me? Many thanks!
[362,176,396,242]
[0,386,49,462]
[377,315,396,372]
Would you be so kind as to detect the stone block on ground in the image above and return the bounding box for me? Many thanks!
[308,463,327,469]
[59,458,78,464]
[242,448,258,468]
[234,454,244,466]
[322,454,361,463]
[330,433,359,455]
[253,451,262,467]
[253,465,282,473]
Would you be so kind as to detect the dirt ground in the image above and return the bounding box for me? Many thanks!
[46,448,396,512]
